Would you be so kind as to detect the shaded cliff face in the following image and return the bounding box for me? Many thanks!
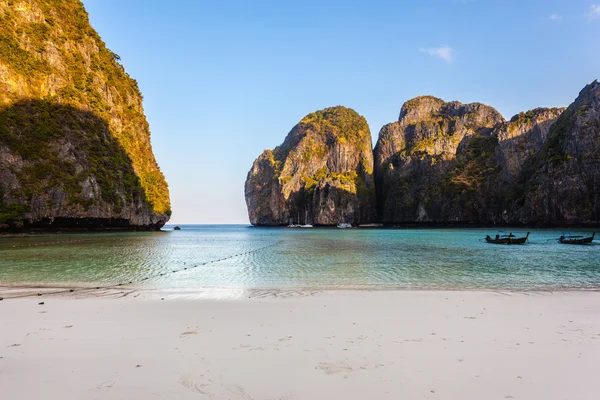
[374,96,564,224]
[245,106,376,226]
[495,108,565,185]
[520,81,600,225]
[374,96,505,223]
[493,107,565,221]
[0,0,170,230]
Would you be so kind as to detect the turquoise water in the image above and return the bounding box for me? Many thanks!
[1,225,599,290]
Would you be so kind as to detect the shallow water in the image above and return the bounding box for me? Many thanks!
[1,225,599,290]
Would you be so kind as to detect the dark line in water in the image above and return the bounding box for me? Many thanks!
[0,240,283,300]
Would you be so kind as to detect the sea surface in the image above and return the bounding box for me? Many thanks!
[1,225,599,291]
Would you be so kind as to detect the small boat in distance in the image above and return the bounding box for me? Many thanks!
[300,210,313,228]
[337,211,352,229]
[485,232,530,245]
[559,232,595,245]
[287,212,301,228]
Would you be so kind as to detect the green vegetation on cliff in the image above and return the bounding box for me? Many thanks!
[0,0,170,226]
[297,107,373,174]
[245,106,376,226]
[444,135,499,193]
[0,100,143,211]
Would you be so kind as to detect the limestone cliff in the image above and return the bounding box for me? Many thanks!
[374,97,506,223]
[248,83,598,227]
[493,107,565,222]
[0,0,170,230]
[520,81,600,225]
[373,96,565,225]
[245,106,376,226]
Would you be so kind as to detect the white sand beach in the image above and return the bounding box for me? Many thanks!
[1,289,600,399]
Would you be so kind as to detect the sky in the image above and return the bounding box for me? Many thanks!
[81,0,600,224]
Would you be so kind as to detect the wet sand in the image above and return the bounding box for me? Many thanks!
[1,289,600,399]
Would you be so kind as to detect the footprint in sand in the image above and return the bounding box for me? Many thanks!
[95,380,117,391]
[179,375,208,395]
[317,362,353,375]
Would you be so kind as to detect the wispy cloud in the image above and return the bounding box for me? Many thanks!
[419,46,454,63]
[549,14,562,21]
[588,4,600,21]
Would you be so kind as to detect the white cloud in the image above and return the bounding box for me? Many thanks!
[419,46,454,63]
[549,14,562,21]
[588,4,600,21]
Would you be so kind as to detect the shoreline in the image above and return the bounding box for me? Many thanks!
[3,284,600,302]
[1,290,599,399]
[1,223,599,235]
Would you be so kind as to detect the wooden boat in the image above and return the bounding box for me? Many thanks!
[485,232,530,245]
[559,232,595,245]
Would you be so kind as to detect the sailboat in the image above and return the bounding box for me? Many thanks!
[300,210,313,228]
[287,212,300,228]
[337,210,352,228]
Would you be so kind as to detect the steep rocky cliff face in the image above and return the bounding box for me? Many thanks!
[246,83,598,227]
[0,0,170,230]
[374,96,565,225]
[493,107,564,222]
[520,81,600,226]
[374,97,506,223]
[245,106,376,226]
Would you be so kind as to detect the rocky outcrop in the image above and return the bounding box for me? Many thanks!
[520,81,600,226]
[495,108,565,186]
[492,107,565,222]
[0,0,170,230]
[246,83,598,227]
[373,96,566,225]
[374,97,506,223]
[245,106,376,226]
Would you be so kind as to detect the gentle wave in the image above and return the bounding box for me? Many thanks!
[1,225,600,290]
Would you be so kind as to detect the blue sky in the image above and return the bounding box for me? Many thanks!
[81,0,600,224]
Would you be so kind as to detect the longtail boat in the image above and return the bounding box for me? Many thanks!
[559,232,595,245]
[485,232,530,245]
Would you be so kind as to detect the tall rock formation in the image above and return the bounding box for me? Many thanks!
[245,106,376,226]
[374,97,505,223]
[0,0,170,230]
[493,107,564,221]
[520,80,600,225]
[247,82,598,227]
[374,96,564,225]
